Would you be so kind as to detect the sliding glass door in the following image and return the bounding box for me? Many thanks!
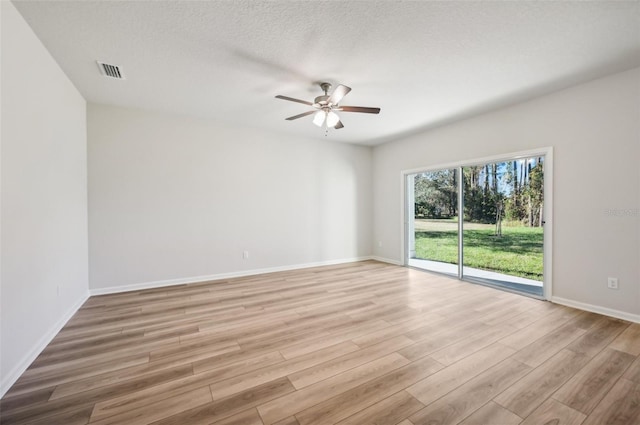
[406,154,546,298]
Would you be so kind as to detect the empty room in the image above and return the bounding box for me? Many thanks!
[2,1,640,424]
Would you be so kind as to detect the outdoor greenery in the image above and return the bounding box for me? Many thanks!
[413,158,544,280]
[415,225,543,280]
[414,158,544,227]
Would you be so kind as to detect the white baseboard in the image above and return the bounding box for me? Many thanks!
[90,256,375,296]
[0,291,89,398]
[551,296,640,324]
[370,256,403,266]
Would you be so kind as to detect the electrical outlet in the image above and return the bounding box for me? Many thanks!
[378,241,383,247]
[607,277,619,290]
[243,250,249,260]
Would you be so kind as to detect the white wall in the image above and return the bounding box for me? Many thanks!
[373,67,640,318]
[1,1,88,395]
[88,104,372,291]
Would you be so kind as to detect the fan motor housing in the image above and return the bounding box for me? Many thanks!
[314,95,330,106]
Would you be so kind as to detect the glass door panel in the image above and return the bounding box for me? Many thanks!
[462,158,544,296]
[407,169,459,277]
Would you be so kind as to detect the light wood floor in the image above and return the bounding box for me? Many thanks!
[2,260,640,425]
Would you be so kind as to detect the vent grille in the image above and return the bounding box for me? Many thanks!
[96,61,125,79]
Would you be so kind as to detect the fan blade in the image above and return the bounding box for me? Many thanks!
[339,106,381,114]
[328,84,351,105]
[285,111,315,121]
[334,120,344,129]
[276,95,313,106]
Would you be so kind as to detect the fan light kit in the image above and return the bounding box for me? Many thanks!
[275,82,380,130]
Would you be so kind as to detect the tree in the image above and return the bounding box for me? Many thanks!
[414,157,543,227]
[526,160,544,227]
[414,170,458,219]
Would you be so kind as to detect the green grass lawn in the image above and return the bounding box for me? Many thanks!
[415,225,543,280]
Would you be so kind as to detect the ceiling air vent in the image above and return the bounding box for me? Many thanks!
[96,61,125,79]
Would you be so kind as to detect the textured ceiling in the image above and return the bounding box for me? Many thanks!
[12,0,640,145]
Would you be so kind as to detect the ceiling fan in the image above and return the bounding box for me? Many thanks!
[275,82,380,130]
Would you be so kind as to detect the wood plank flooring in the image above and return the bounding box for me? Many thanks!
[2,260,639,425]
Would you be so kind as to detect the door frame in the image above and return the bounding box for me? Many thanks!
[400,147,553,300]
